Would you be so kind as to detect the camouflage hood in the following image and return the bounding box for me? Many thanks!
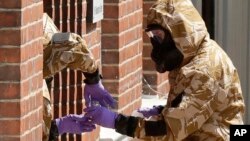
[147,0,209,64]
[140,0,245,140]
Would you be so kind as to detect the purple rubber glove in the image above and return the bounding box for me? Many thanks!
[137,106,161,118]
[84,106,118,129]
[84,81,116,108]
[55,114,96,134]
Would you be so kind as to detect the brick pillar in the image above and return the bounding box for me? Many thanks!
[143,0,170,97]
[0,0,43,141]
[43,0,100,140]
[102,0,143,114]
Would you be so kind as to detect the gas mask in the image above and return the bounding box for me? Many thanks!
[147,25,184,73]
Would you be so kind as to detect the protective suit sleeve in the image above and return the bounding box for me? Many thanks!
[43,33,98,79]
[115,114,167,137]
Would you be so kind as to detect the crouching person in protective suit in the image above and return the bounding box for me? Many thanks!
[42,23,116,140]
[84,0,245,140]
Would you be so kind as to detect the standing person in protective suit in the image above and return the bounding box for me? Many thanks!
[42,15,116,141]
[84,0,245,140]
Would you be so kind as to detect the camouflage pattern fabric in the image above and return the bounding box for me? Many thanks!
[43,32,98,79]
[134,0,245,140]
[43,97,52,141]
[42,13,98,79]
[42,14,98,141]
[43,13,59,47]
[42,80,52,141]
[42,13,57,141]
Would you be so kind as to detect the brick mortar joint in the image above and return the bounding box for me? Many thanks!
[104,8,143,20]
[0,18,43,31]
[118,98,142,113]
[0,106,43,121]
[102,67,142,82]
[0,1,43,11]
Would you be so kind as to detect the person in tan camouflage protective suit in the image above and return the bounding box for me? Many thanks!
[42,14,116,141]
[83,0,246,140]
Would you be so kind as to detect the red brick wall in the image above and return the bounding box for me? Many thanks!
[0,0,167,140]
[0,0,44,141]
[43,0,144,139]
[142,0,170,97]
[43,0,100,141]
[102,0,143,114]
